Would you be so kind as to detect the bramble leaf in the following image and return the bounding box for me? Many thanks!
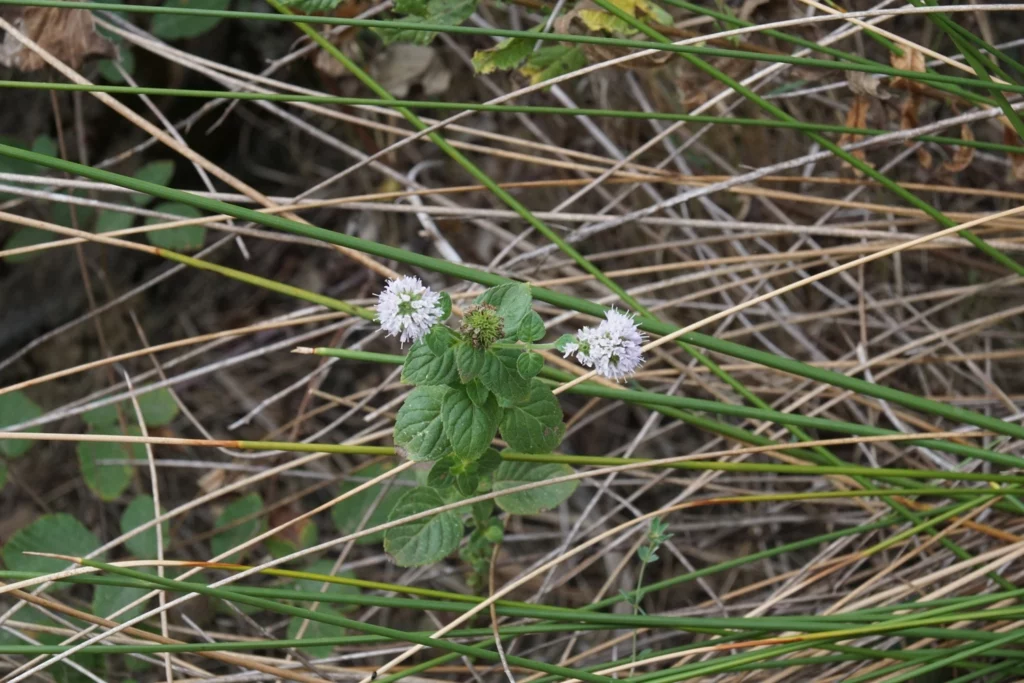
[472,36,533,74]
[520,46,587,85]
[376,0,477,45]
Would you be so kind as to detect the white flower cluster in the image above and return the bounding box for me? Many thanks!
[563,308,646,381]
[376,276,443,345]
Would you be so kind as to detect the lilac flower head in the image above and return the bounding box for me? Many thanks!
[376,276,443,345]
[564,308,646,381]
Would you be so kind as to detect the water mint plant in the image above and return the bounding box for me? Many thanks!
[377,280,577,568]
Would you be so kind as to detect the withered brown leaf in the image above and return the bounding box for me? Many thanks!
[0,3,113,72]
[899,92,932,169]
[1002,117,1024,181]
[942,123,975,174]
[837,95,873,174]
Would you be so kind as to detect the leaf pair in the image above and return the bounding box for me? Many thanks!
[383,459,577,566]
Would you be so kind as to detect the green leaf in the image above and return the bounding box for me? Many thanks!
[472,36,533,74]
[499,380,565,454]
[97,39,135,83]
[402,340,458,386]
[377,0,477,44]
[0,137,39,201]
[0,461,7,490]
[426,454,458,490]
[479,349,530,406]
[32,135,58,159]
[279,0,343,11]
[578,7,635,34]
[82,402,119,427]
[442,386,499,459]
[121,494,170,558]
[465,379,489,407]
[383,489,462,567]
[0,391,41,458]
[471,498,494,525]
[493,460,577,515]
[93,569,151,621]
[77,426,142,501]
[3,514,102,574]
[475,283,532,338]
[425,325,458,357]
[137,388,180,426]
[286,609,345,658]
[146,202,205,251]
[456,472,479,496]
[95,208,135,234]
[520,46,587,85]
[2,228,56,264]
[211,493,265,562]
[454,342,486,383]
[516,310,546,342]
[266,518,319,559]
[394,0,428,15]
[477,448,502,477]
[51,191,94,229]
[555,334,577,353]
[331,463,415,545]
[131,160,175,205]
[516,351,544,379]
[80,388,179,428]
[439,291,452,321]
[150,0,228,40]
[394,386,452,462]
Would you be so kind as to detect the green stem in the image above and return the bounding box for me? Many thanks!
[7,81,1023,148]
[1,1,1023,94]
[3,145,1024,449]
